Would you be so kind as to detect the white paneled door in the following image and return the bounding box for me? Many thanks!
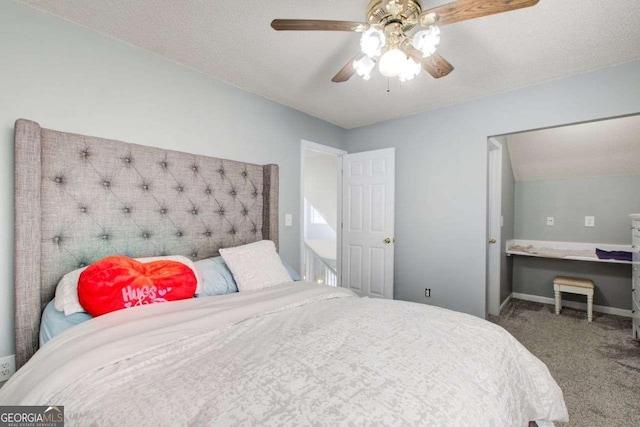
[342,148,395,299]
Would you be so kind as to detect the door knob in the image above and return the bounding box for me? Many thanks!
[384,237,393,244]
[488,239,497,244]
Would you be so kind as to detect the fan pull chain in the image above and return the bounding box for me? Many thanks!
[387,77,390,93]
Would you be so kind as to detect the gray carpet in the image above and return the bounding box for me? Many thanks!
[490,298,640,427]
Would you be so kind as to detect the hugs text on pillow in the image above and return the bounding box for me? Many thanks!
[78,256,197,317]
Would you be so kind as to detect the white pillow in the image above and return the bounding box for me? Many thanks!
[54,255,203,316]
[219,240,292,291]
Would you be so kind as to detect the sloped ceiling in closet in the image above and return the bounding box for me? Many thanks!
[506,115,640,181]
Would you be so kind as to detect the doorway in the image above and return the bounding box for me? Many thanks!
[301,140,346,287]
[488,114,640,319]
[301,141,397,297]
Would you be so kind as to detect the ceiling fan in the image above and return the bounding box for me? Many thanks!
[271,0,539,83]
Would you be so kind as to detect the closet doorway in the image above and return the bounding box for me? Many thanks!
[486,114,640,319]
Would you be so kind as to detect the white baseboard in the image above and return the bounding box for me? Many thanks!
[499,293,513,314]
[512,292,632,318]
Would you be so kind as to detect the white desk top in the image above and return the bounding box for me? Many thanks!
[506,239,633,264]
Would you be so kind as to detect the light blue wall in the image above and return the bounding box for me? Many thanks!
[511,175,640,309]
[0,1,346,357]
[345,61,640,318]
[515,176,640,244]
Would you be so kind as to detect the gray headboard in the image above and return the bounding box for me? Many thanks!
[14,119,279,368]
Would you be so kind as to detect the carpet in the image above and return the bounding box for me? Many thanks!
[490,298,640,427]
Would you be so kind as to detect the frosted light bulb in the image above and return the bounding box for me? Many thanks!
[399,58,421,82]
[378,49,407,77]
[353,56,376,80]
[413,26,441,58]
[360,29,386,58]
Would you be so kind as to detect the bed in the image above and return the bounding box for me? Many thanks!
[1,119,568,426]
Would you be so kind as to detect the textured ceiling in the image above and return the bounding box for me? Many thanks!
[506,115,640,181]
[19,0,640,129]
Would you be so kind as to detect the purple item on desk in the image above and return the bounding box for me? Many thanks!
[595,248,632,262]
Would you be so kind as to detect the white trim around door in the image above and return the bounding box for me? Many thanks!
[486,137,503,317]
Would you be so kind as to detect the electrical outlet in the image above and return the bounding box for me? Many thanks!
[425,288,431,298]
[0,355,15,382]
[585,216,595,227]
[546,216,554,226]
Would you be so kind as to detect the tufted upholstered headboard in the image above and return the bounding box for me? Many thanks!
[14,119,279,368]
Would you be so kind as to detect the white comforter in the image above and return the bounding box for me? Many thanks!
[1,283,568,426]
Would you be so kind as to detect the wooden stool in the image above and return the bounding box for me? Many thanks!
[553,276,594,322]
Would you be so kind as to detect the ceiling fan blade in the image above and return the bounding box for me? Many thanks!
[332,53,366,83]
[421,0,539,26]
[403,46,454,79]
[421,53,455,78]
[271,19,370,32]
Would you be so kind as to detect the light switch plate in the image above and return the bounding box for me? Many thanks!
[585,216,595,227]
[284,214,293,227]
[546,217,554,226]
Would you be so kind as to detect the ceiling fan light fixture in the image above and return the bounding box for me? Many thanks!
[273,0,542,84]
[378,48,407,78]
[353,56,376,80]
[413,25,441,58]
[360,28,386,57]
[399,58,421,82]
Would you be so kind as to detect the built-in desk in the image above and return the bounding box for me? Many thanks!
[506,239,632,264]
[507,235,638,338]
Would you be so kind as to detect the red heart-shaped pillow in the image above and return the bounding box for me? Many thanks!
[78,256,197,317]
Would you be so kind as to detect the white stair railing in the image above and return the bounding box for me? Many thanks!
[303,243,338,287]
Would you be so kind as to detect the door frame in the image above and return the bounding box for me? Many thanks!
[300,140,347,285]
[486,137,503,317]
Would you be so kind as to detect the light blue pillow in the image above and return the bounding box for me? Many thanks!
[194,255,302,297]
[283,261,302,281]
[194,256,238,296]
[40,298,92,346]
